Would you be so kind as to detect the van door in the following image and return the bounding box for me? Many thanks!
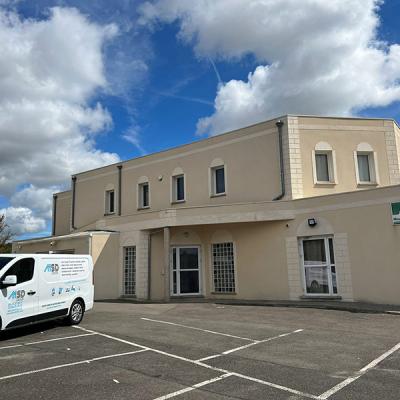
[1,257,39,329]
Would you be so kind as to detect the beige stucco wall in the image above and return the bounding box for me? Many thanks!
[91,233,120,300]
[54,191,72,236]
[14,235,89,255]
[296,117,397,197]
[71,118,282,230]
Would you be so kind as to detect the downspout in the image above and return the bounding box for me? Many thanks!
[273,120,285,201]
[52,194,58,236]
[117,165,122,216]
[71,176,77,230]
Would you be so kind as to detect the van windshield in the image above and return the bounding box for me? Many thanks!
[0,257,14,272]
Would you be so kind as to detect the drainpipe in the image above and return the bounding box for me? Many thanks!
[71,176,77,230]
[117,165,122,216]
[52,194,58,236]
[273,120,285,201]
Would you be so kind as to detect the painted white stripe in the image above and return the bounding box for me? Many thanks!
[73,326,315,399]
[141,317,255,341]
[0,333,97,350]
[152,373,233,400]
[197,329,303,362]
[318,341,400,399]
[0,349,147,381]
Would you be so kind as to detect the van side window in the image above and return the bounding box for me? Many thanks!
[6,258,35,284]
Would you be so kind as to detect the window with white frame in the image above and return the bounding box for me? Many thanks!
[138,182,149,209]
[212,242,235,293]
[123,246,136,296]
[211,165,226,195]
[105,190,115,214]
[300,237,337,295]
[354,143,378,185]
[313,142,336,184]
[172,174,185,202]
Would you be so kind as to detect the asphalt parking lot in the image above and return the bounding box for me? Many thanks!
[0,302,399,400]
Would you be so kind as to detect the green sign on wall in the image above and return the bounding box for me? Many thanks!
[392,202,400,225]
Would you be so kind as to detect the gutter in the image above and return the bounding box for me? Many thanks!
[71,176,77,230]
[117,165,123,216]
[273,120,285,201]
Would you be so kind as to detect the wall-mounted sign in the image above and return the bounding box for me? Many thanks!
[391,202,400,225]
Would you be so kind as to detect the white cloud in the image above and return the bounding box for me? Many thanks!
[140,0,400,135]
[0,7,121,235]
[1,207,46,236]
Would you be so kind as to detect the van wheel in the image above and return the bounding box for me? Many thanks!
[66,300,85,325]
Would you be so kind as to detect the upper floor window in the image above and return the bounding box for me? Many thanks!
[172,174,185,202]
[210,159,226,196]
[105,190,115,214]
[354,143,379,185]
[312,142,336,184]
[138,182,149,209]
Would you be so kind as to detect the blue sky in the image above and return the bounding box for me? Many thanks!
[1,0,400,239]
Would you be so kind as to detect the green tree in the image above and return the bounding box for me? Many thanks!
[0,214,12,253]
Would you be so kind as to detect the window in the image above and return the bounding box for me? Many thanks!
[123,246,136,296]
[5,258,35,284]
[105,190,115,214]
[356,153,376,183]
[315,153,330,182]
[313,143,336,184]
[354,143,378,185]
[211,166,226,195]
[301,237,337,295]
[212,242,235,293]
[172,174,185,202]
[138,182,149,208]
[0,257,14,273]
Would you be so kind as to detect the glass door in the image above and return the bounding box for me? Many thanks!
[171,246,201,295]
[300,237,337,295]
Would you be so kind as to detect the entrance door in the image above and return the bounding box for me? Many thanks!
[171,246,201,296]
[300,237,337,295]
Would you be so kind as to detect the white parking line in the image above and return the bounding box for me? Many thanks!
[141,317,255,341]
[197,329,304,362]
[73,326,316,399]
[0,349,147,381]
[152,373,233,400]
[318,341,400,399]
[0,333,97,350]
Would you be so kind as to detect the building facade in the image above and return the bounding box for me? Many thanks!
[14,115,400,305]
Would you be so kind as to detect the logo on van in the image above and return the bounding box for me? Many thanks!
[8,290,25,300]
[44,264,60,274]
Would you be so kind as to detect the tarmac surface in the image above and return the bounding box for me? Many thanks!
[0,302,399,399]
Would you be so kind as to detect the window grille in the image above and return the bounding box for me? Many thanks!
[124,246,136,295]
[212,242,235,292]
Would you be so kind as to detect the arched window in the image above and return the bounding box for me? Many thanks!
[209,158,226,196]
[312,142,337,184]
[354,143,379,185]
[137,176,150,209]
[171,167,185,203]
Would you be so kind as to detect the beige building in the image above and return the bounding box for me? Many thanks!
[14,115,400,305]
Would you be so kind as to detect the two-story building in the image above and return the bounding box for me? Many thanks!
[14,115,400,305]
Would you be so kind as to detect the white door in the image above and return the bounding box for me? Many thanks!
[300,237,337,295]
[1,257,39,329]
[171,246,201,296]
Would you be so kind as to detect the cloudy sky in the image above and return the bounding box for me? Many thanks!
[1,0,400,238]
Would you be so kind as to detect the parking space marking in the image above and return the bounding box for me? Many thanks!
[197,329,304,362]
[0,333,97,350]
[318,341,400,399]
[0,349,147,381]
[141,317,255,341]
[153,373,233,400]
[74,326,317,399]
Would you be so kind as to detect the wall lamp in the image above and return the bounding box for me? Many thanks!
[308,218,317,227]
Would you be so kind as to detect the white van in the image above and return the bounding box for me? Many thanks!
[0,254,94,331]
